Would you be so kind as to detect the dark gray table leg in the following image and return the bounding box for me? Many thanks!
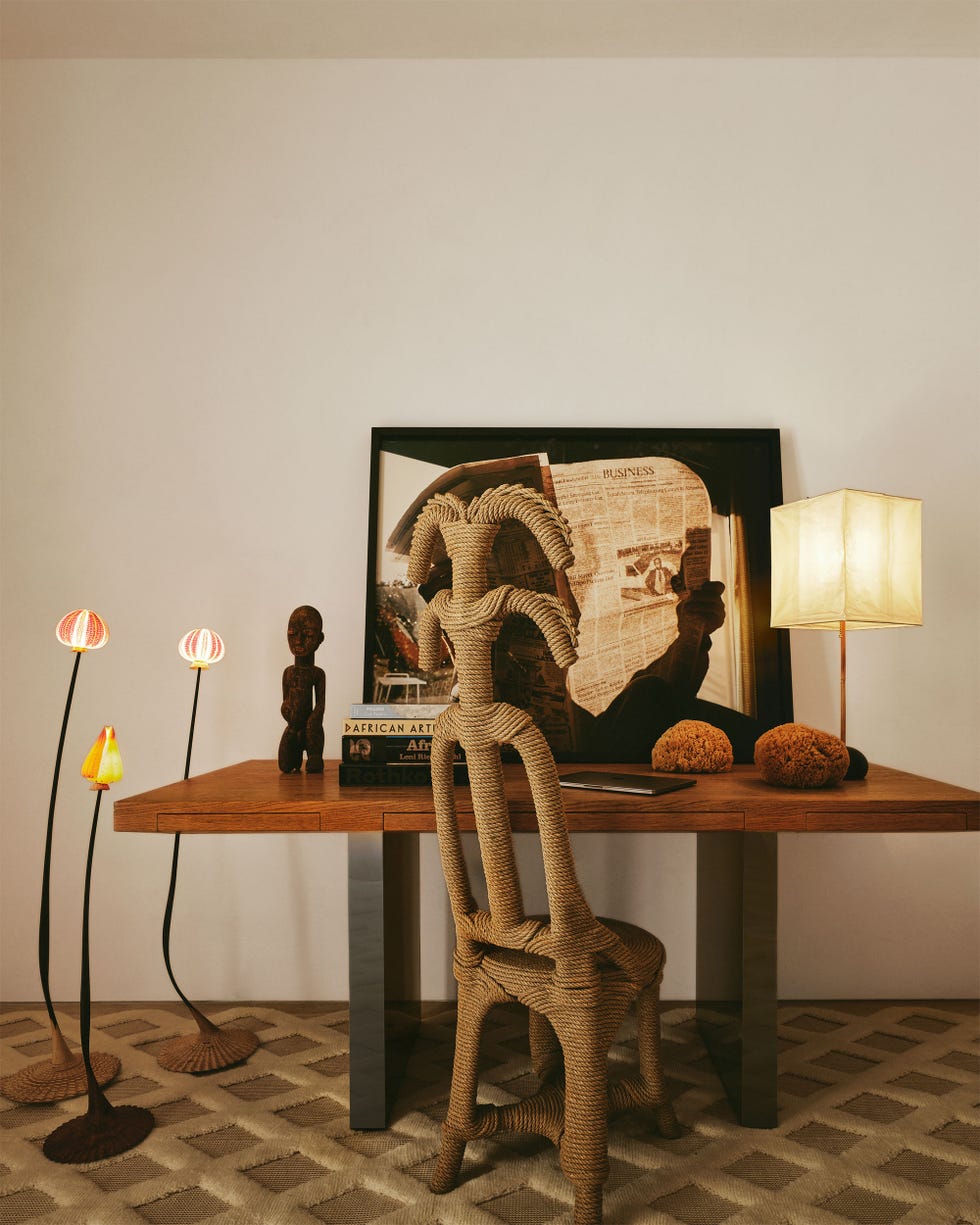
[696,831,778,1128]
[348,831,420,1129]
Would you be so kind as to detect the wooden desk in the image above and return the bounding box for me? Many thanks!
[114,760,979,1129]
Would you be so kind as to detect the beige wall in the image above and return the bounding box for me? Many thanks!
[1,51,977,1003]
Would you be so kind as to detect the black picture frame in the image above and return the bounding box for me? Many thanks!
[364,427,792,762]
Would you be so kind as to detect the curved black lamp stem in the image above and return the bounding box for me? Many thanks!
[184,667,202,782]
[38,651,82,1028]
[162,668,211,1029]
[80,789,110,1114]
[161,837,202,1021]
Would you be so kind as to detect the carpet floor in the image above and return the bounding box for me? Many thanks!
[1,1000,977,1225]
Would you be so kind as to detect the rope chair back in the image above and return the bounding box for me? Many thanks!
[408,487,597,968]
[433,700,601,978]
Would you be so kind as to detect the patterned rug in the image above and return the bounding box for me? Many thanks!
[1,1001,977,1225]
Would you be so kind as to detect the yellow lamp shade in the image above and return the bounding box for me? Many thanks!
[178,628,225,669]
[56,609,109,652]
[770,489,922,630]
[81,725,123,790]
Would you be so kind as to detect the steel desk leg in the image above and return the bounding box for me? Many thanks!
[696,831,778,1128]
[348,831,420,1129]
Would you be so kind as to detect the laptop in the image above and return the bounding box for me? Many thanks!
[558,771,697,797]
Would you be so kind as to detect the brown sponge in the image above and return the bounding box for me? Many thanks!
[652,720,734,774]
[754,723,850,788]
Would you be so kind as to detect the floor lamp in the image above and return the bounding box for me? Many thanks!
[44,727,155,1163]
[155,629,259,1074]
[1,610,121,1104]
[770,489,922,742]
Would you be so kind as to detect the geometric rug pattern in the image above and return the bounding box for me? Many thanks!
[1,1001,977,1225]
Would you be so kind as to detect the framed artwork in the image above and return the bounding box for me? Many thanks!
[364,427,793,762]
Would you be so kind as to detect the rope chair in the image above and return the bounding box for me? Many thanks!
[408,485,679,1225]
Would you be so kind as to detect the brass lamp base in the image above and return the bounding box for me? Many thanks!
[43,1102,154,1164]
[156,1024,258,1074]
[1,1025,120,1103]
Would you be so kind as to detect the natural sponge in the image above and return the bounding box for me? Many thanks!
[652,720,734,774]
[754,723,849,788]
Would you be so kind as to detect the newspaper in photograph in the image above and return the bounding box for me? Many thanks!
[550,457,712,717]
[378,451,575,745]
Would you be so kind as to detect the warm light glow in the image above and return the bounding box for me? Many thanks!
[770,490,922,630]
[81,725,123,790]
[178,628,225,669]
[56,609,109,652]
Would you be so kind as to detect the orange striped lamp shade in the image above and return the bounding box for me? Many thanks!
[56,609,109,652]
[178,628,225,669]
[81,725,123,790]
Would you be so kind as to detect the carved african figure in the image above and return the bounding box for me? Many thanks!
[278,605,325,774]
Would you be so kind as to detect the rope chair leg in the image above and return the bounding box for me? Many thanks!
[431,1134,467,1196]
[430,985,488,1194]
[529,1008,563,1085]
[637,985,680,1139]
[555,1021,609,1225]
[572,1183,604,1225]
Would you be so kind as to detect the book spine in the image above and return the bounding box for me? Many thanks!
[343,719,438,735]
[341,735,465,765]
[350,703,451,719]
[338,762,469,787]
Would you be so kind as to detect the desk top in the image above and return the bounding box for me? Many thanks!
[113,760,979,835]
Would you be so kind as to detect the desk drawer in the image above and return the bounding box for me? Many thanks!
[159,811,321,833]
[382,810,743,832]
[805,810,970,832]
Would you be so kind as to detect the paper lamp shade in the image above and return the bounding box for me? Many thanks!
[770,489,922,630]
[178,628,225,668]
[81,725,123,789]
[56,609,109,652]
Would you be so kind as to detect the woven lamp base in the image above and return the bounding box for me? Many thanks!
[1,1050,120,1104]
[43,1103,154,1164]
[156,1026,258,1074]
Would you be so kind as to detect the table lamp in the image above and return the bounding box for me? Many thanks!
[770,489,922,742]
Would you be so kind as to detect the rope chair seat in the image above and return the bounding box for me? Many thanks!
[475,916,665,990]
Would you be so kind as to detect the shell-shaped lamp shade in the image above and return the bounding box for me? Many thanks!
[81,725,123,790]
[178,628,225,669]
[56,609,109,652]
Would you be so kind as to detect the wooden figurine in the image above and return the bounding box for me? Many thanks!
[278,605,325,774]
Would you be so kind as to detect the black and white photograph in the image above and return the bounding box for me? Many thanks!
[366,427,793,760]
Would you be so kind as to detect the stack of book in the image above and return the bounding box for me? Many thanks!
[338,702,467,786]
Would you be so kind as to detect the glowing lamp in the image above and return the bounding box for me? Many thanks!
[43,721,152,1162]
[178,628,225,669]
[81,725,123,791]
[0,606,120,1105]
[770,489,922,741]
[157,623,258,1073]
[56,609,109,653]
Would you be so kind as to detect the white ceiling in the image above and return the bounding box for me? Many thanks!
[1,0,977,59]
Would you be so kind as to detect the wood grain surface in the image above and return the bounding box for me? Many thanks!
[113,760,979,835]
